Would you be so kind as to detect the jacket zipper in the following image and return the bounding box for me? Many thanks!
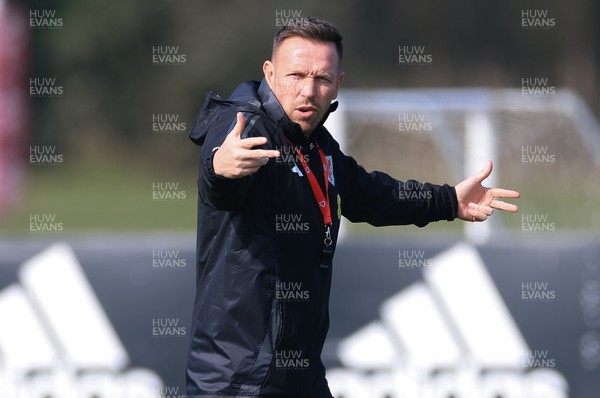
[275,299,285,348]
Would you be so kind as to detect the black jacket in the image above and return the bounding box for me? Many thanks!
[187,79,458,397]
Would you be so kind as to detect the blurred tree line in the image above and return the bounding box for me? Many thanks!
[22,0,600,172]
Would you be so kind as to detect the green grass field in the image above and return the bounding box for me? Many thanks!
[0,162,197,235]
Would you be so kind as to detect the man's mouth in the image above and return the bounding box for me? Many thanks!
[296,106,317,118]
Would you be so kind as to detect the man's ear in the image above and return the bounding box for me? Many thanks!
[263,60,275,87]
[333,71,345,99]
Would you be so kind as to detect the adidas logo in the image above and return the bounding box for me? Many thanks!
[326,243,569,398]
[0,243,166,398]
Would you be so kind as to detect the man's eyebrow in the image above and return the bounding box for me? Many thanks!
[287,69,334,78]
[315,71,334,78]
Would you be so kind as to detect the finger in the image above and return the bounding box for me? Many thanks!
[490,199,519,213]
[227,112,246,140]
[237,148,279,162]
[240,136,268,149]
[489,188,521,199]
[241,163,266,173]
[245,157,269,167]
[250,149,281,159]
[474,160,493,183]
[468,207,488,222]
[469,202,493,217]
[245,156,272,170]
[237,153,270,167]
[230,159,268,177]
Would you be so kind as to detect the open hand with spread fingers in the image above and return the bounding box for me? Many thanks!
[455,160,520,222]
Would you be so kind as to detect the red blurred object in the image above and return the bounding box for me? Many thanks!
[0,1,28,216]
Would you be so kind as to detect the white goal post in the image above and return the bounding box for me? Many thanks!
[325,88,600,243]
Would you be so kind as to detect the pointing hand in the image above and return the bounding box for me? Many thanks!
[212,112,280,178]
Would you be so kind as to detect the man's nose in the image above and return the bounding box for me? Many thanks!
[299,78,316,99]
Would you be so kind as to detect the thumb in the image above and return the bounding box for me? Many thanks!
[227,112,246,141]
[474,160,493,183]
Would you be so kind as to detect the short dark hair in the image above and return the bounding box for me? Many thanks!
[272,17,343,66]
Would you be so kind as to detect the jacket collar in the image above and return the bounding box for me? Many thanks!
[257,79,338,146]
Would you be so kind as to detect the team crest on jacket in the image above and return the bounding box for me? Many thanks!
[326,156,335,186]
[291,164,304,177]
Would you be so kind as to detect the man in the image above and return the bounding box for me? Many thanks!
[187,17,519,397]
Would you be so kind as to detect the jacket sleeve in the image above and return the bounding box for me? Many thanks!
[198,112,259,211]
[340,153,458,227]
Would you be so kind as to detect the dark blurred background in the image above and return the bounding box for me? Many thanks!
[23,0,600,169]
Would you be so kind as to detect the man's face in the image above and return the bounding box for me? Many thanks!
[263,37,344,136]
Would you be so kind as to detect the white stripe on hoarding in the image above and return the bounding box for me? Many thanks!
[18,242,129,370]
[424,243,529,368]
[380,282,462,369]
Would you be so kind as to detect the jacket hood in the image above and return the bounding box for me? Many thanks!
[189,79,338,146]
[188,80,262,146]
